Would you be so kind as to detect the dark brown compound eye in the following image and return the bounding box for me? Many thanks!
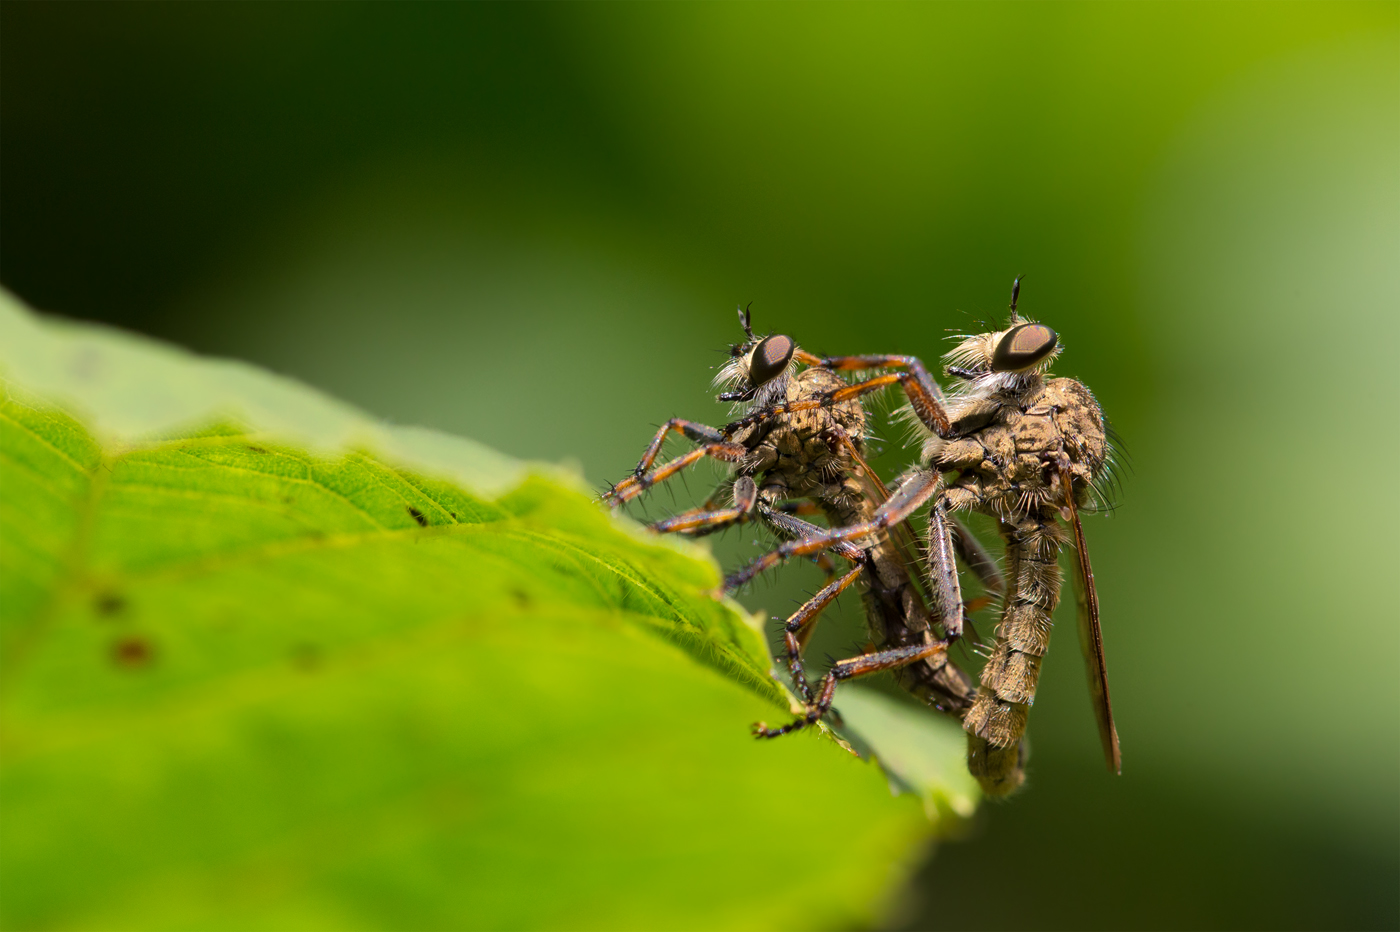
[749,334,795,385]
[991,323,1058,372]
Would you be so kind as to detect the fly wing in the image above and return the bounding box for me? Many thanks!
[1060,465,1122,775]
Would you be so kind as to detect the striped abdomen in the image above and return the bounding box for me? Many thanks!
[964,513,1064,795]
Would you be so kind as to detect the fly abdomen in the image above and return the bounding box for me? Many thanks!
[964,515,1063,795]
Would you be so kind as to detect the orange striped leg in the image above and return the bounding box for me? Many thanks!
[753,640,948,739]
[649,477,758,535]
[607,441,747,507]
[817,353,950,436]
[605,418,736,506]
[780,563,866,704]
[721,359,955,440]
[723,469,942,592]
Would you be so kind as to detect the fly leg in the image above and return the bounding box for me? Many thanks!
[641,480,729,534]
[764,518,846,584]
[605,419,747,507]
[649,477,759,535]
[723,469,943,592]
[777,562,866,703]
[827,422,968,642]
[721,355,958,440]
[650,480,872,687]
[754,506,856,558]
[661,486,847,548]
[752,502,868,588]
[815,353,956,438]
[743,502,868,690]
[753,639,949,738]
[926,494,966,641]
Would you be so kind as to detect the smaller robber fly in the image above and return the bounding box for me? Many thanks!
[721,279,1122,795]
[604,307,976,728]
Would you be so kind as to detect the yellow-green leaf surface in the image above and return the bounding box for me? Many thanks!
[0,291,975,931]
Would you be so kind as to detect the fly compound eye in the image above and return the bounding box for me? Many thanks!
[749,334,795,385]
[991,323,1058,372]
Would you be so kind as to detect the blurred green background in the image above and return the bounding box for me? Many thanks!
[3,3,1396,929]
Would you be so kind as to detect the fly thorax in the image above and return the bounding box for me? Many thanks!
[1044,378,1107,486]
[789,368,867,455]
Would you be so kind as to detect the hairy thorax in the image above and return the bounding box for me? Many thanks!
[930,376,1106,523]
[739,368,868,513]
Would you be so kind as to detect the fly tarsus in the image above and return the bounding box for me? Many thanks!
[752,640,947,739]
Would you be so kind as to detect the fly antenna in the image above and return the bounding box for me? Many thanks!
[738,302,755,341]
[1009,275,1023,325]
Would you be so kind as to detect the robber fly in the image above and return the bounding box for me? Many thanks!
[604,307,975,726]
[930,280,1120,794]
[722,279,1122,795]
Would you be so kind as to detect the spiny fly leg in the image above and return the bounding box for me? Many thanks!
[926,495,965,641]
[755,507,866,567]
[633,418,727,478]
[724,469,942,592]
[753,675,837,739]
[605,418,747,507]
[607,440,747,507]
[812,354,957,439]
[649,476,758,535]
[780,562,866,702]
[720,397,827,440]
[752,640,948,739]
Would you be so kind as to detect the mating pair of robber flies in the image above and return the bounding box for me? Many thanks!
[603,280,1120,796]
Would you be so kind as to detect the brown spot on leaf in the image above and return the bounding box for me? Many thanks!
[111,637,154,668]
[246,445,269,454]
[407,506,428,527]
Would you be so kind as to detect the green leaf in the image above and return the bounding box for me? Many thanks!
[0,291,975,930]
